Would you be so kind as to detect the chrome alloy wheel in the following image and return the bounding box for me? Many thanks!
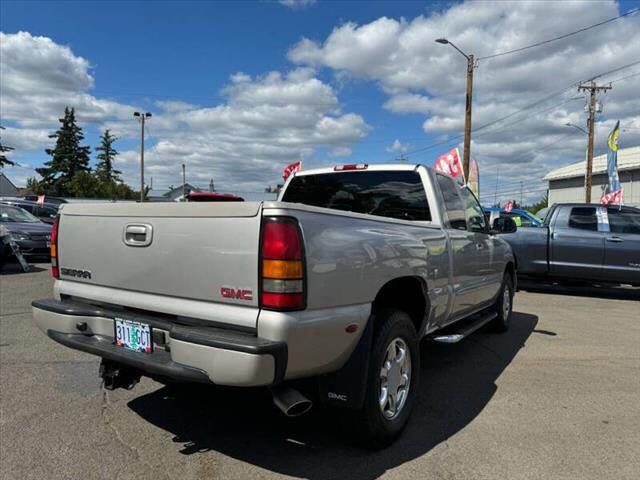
[503,284,512,319]
[379,337,411,420]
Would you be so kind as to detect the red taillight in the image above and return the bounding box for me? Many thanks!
[262,220,302,260]
[51,217,59,278]
[334,164,368,171]
[260,218,305,310]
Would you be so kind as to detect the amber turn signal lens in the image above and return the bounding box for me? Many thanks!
[263,259,303,279]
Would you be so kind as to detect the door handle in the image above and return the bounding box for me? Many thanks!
[606,236,623,243]
[123,223,153,247]
[476,243,484,250]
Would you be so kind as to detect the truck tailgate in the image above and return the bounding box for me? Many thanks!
[57,202,262,314]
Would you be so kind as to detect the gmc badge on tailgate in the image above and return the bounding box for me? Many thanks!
[220,287,253,301]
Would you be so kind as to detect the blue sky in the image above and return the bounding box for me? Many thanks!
[1,0,639,203]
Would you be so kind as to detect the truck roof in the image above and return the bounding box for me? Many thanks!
[293,163,421,177]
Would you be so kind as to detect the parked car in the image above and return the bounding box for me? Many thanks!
[185,192,244,202]
[0,204,52,259]
[32,164,517,447]
[501,203,640,286]
[535,207,549,221]
[0,197,59,224]
[483,206,543,228]
[23,195,68,205]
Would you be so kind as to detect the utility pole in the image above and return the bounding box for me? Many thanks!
[577,81,611,203]
[462,53,474,180]
[133,112,152,202]
[150,177,153,190]
[436,38,474,179]
[182,164,186,202]
[209,178,214,192]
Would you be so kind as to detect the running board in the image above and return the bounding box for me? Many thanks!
[431,311,498,344]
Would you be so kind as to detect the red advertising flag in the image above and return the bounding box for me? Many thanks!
[434,148,465,183]
[601,188,623,205]
[504,201,514,213]
[36,195,45,206]
[282,161,302,181]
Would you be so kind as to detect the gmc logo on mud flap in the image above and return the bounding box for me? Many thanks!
[328,392,348,402]
[220,287,253,301]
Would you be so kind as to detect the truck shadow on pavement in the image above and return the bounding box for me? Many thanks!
[128,311,538,480]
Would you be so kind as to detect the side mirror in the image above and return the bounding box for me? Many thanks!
[492,216,517,234]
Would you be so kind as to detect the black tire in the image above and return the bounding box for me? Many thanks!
[355,309,419,449]
[491,273,514,332]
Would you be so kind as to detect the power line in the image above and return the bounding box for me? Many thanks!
[479,187,548,199]
[396,60,640,161]
[604,71,640,85]
[477,8,639,61]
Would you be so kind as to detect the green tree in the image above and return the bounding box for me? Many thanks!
[36,107,91,195]
[67,171,100,198]
[0,126,15,168]
[95,129,121,183]
[26,177,44,194]
[529,191,549,214]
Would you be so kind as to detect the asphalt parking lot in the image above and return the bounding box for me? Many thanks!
[1,263,639,480]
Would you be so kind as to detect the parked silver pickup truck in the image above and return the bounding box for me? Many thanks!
[502,203,640,286]
[33,164,516,447]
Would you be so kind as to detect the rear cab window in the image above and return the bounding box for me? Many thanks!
[568,207,598,231]
[282,170,431,222]
[607,207,640,235]
[435,174,466,230]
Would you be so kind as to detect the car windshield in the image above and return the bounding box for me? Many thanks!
[0,205,41,223]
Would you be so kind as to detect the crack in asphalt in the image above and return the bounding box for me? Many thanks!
[100,386,175,480]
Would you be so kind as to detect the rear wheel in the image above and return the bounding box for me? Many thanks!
[491,273,514,332]
[355,309,419,449]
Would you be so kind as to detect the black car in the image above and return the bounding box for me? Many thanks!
[0,204,52,259]
[0,198,59,224]
[23,195,68,206]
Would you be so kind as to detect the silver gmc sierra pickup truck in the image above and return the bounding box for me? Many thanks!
[33,163,516,447]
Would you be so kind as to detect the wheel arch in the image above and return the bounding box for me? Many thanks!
[505,261,517,290]
[371,276,430,336]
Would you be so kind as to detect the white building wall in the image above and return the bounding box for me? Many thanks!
[548,169,640,206]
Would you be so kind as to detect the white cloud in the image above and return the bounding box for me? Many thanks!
[279,0,316,9]
[119,68,369,191]
[0,32,138,130]
[289,0,640,202]
[385,139,410,153]
[0,32,369,193]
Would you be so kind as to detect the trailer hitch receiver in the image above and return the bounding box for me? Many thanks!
[99,359,142,391]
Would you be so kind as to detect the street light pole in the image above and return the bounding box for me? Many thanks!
[134,112,152,202]
[436,38,474,180]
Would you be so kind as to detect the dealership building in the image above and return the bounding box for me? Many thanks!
[545,146,640,207]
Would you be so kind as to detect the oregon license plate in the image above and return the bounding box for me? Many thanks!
[114,318,153,353]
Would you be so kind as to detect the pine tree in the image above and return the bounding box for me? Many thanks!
[0,126,15,168]
[36,107,91,195]
[95,129,121,183]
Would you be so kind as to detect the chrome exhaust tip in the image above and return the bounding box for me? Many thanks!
[271,386,313,417]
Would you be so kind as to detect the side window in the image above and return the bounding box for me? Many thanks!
[608,208,640,234]
[459,187,487,233]
[18,203,35,214]
[436,174,466,230]
[568,207,597,231]
[507,213,531,227]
